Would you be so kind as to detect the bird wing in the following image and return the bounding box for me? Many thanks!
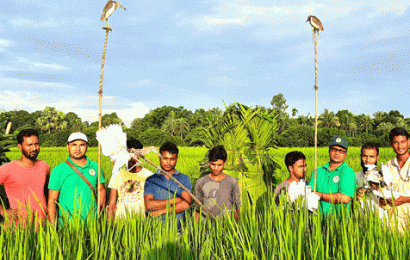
[101,1,116,21]
[96,124,128,160]
[380,162,394,186]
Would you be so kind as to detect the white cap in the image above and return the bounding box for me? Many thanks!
[67,132,88,143]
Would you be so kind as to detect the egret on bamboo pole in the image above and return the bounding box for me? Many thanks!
[97,1,126,215]
[306,15,323,192]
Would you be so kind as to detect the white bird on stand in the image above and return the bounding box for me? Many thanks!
[96,124,161,179]
[100,1,126,29]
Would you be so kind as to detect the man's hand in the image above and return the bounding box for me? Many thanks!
[356,188,365,200]
[383,196,410,207]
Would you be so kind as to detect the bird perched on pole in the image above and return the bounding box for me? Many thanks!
[101,1,126,29]
[306,15,324,32]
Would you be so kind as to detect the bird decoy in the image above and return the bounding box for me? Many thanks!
[101,1,126,29]
[306,15,324,32]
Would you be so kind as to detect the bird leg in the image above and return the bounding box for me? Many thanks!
[105,18,109,28]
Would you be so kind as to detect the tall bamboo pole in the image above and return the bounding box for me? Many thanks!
[98,27,112,215]
[313,30,319,192]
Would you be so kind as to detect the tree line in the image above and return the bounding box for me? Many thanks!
[1,93,408,148]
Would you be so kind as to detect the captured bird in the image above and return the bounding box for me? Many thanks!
[96,124,161,179]
[306,15,324,32]
[101,1,126,28]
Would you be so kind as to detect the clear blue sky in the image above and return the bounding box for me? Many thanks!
[1,0,409,126]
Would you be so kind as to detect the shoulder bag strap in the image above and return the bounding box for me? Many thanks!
[65,160,97,202]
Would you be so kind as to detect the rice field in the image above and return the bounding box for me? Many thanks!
[2,146,407,260]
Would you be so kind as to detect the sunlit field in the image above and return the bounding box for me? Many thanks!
[2,146,407,260]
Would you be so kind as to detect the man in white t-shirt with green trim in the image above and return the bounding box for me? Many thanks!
[107,139,154,220]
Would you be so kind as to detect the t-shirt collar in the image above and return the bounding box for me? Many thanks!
[67,155,90,168]
[324,161,346,172]
[156,169,180,176]
[393,156,410,171]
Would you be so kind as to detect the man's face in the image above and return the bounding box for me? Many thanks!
[209,159,226,176]
[361,148,379,165]
[390,135,410,156]
[329,145,347,164]
[289,159,307,180]
[67,140,88,160]
[18,135,40,160]
[159,151,178,172]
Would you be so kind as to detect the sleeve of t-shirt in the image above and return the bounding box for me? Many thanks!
[308,170,316,190]
[0,164,7,185]
[232,177,241,208]
[144,176,155,196]
[194,178,204,211]
[180,175,192,194]
[100,167,105,184]
[48,165,63,191]
[107,173,119,189]
[339,168,356,198]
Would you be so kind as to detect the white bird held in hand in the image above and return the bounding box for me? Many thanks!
[96,124,163,179]
[380,162,394,186]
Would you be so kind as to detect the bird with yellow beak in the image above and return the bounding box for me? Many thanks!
[101,1,126,28]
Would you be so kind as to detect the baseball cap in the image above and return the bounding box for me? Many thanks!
[67,132,88,143]
[329,136,348,149]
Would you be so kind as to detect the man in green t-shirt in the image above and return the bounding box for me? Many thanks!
[308,136,356,216]
[47,132,106,224]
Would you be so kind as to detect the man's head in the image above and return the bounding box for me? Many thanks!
[208,145,228,176]
[67,132,88,160]
[159,141,178,172]
[329,136,348,164]
[389,127,410,156]
[17,129,40,160]
[284,151,307,180]
[360,143,379,169]
[127,139,143,170]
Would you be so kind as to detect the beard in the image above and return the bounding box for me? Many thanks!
[22,149,39,160]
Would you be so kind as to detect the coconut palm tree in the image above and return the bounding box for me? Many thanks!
[318,109,340,128]
[175,117,190,140]
[161,111,178,136]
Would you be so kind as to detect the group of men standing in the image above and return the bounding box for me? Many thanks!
[2,126,410,233]
[274,127,410,233]
[0,129,241,228]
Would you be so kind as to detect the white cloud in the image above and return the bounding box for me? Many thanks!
[181,0,410,39]
[0,57,71,72]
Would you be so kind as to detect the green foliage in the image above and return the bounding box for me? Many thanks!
[197,103,280,206]
[277,125,315,147]
[138,128,185,147]
[0,124,15,165]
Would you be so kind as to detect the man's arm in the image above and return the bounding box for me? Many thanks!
[107,188,118,220]
[47,189,60,224]
[144,194,182,212]
[148,191,191,217]
[315,192,352,204]
[381,196,410,207]
[44,167,51,202]
[98,183,106,210]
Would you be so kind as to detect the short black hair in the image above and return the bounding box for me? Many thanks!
[17,129,39,144]
[361,142,379,155]
[159,141,179,156]
[127,139,143,149]
[389,127,409,142]
[284,151,306,169]
[208,145,228,162]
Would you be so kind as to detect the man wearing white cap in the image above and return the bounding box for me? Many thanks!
[48,132,106,224]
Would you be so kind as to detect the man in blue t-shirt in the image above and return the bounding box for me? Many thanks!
[144,142,191,229]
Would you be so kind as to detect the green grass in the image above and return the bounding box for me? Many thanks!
[2,146,406,259]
